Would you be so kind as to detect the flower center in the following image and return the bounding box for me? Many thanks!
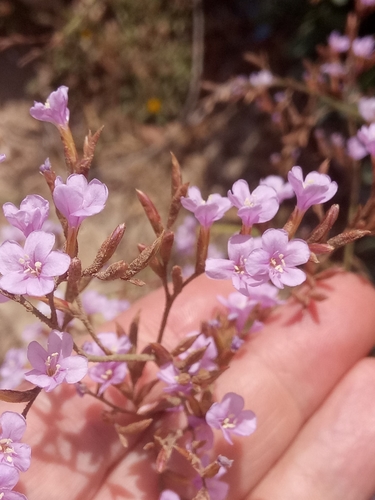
[270,253,286,273]
[244,196,255,207]
[44,99,51,109]
[45,352,60,377]
[101,369,113,381]
[19,255,42,277]
[0,437,15,464]
[222,415,237,429]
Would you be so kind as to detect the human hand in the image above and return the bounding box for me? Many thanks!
[3,272,375,500]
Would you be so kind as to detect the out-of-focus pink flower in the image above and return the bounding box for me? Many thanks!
[81,290,130,321]
[328,31,350,53]
[157,363,192,394]
[287,166,338,211]
[88,361,127,396]
[347,136,368,160]
[217,292,256,332]
[320,62,347,76]
[358,97,375,123]
[0,231,70,296]
[357,123,375,156]
[259,175,294,203]
[181,187,231,228]
[159,491,180,500]
[82,332,132,357]
[0,225,24,244]
[330,133,345,148]
[0,349,27,390]
[0,463,27,500]
[30,86,70,128]
[25,330,88,392]
[39,158,51,173]
[245,228,310,289]
[205,234,261,294]
[3,195,49,237]
[352,36,375,58]
[228,180,279,227]
[179,333,217,375]
[0,412,30,472]
[0,155,6,163]
[53,174,108,228]
[174,215,197,255]
[249,70,274,87]
[205,392,257,445]
[187,416,214,451]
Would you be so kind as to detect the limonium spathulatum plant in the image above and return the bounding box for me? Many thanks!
[0,79,372,500]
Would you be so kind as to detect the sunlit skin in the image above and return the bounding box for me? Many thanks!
[3,272,375,499]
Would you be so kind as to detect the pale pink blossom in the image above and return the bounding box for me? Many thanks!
[25,330,88,392]
[3,195,49,237]
[157,363,192,394]
[347,136,368,160]
[352,36,375,58]
[181,187,231,228]
[328,31,350,53]
[357,123,375,156]
[259,175,294,203]
[358,97,375,123]
[53,174,108,228]
[287,166,338,211]
[30,86,70,128]
[0,412,30,472]
[0,231,70,296]
[245,228,310,289]
[88,361,127,396]
[205,392,257,445]
[228,180,279,226]
[159,491,180,500]
[249,70,274,87]
[0,464,27,500]
[179,333,218,375]
[81,290,130,321]
[0,349,27,390]
[320,62,347,76]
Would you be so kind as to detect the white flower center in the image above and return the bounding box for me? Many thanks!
[44,99,51,109]
[45,352,60,377]
[270,253,286,273]
[0,437,15,464]
[19,255,42,277]
[244,196,255,207]
[222,414,237,429]
[101,369,113,381]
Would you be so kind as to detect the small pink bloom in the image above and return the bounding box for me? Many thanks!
[0,349,27,390]
[245,228,310,289]
[53,174,108,228]
[0,155,6,163]
[218,292,256,332]
[159,491,180,500]
[358,97,375,123]
[347,136,368,160]
[3,195,49,237]
[30,86,70,128]
[174,215,197,255]
[179,333,217,375]
[328,31,350,53]
[357,123,375,156]
[39,158,51,173]
[0,231,70,296]
[0,464,27,500]
[157,363,192,394]
[25,330,88,392]
[249,70,274,87]
[259,175,294,203]
[81,291,130,321]
[205,392,257,445]
[181,187,231,228]
[0,412,30,472]
[205,234,261,294]
[320,62,347,76]
[228,180,279,226]
[287,166,338,211]
[82,332,132,356]
[188,416,214,451]
[352,36,375,58]
[88,361,127,396]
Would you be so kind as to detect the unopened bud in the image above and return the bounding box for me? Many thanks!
[327,229,370,249]
[307,204,339,243]
[83,223,126,276]
[167,182,189,229]
[136,189,164,236]
[94,260,129,280]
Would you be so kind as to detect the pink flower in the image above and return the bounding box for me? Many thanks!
[159,491,180,500]
[30,86,70,128]
[82,332,132,356]
[174,215,197,255]
[88,361,127,396]
[81,291,130,321]
[188,416,214,451]
[358,97,375,123]
[179,333,218,375]
[320,62,347,77]
[249,69,274,87]
[357,124,375,156]
[0,231,70,296]
[0,464,27,500]
[217,292,256,332]
[0,155,6,163]
[157,363,192,394]
[181,187,231,228]
[205,392,257,445]
[0,412,30,473]
[259,175,294,203]
[53,174,108,228]
[3,195,49,237]
[347,136,368,160]
[227,180,279,227]
[287,166,338,211]
[245,228,310,289]
[0,349,27,390]
[352,36,375,58]
[25,330,88,392]
[205,234,261,294]
[327,31,350,53]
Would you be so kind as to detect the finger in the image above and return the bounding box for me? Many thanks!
[210,273,375,498]
[248,358,375,500]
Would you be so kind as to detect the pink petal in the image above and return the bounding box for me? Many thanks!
[25,276,54,296]
[205,259,234,280]
[27,341,48,371]
[60,355,88,383]
[24,231,54,262]
[42,251,70,277]
[0,412,26,441]
[0,241,24,274]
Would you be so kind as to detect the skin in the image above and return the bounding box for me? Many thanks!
[3,272,375,500]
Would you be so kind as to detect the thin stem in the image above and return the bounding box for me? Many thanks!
[85,389,134,414]
[22,387,42,419]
